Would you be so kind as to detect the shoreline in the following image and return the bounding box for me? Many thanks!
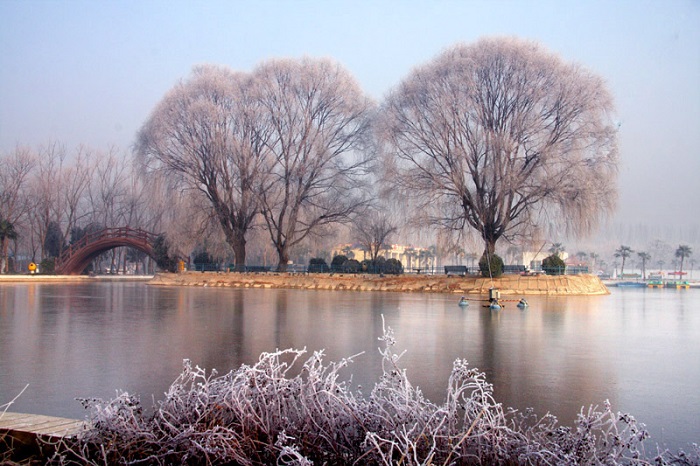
[149,271,610,295]
[0,274,154,283]
[0,272,611,295]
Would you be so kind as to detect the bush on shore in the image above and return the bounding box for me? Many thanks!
[543,254,567,275]
[307,257,330,273]
[479,253,504,278]
[49,325,698,465]
[329,255,403,275]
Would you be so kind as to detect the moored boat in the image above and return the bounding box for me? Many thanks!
[665,281,690,289]
[616,281,646,288]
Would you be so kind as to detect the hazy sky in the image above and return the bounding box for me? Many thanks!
[1,0,698,230]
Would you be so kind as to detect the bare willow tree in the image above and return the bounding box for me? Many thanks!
[353,209,397,262]
[136,65,268,270]
[254,57,374,271]
[0,146,36,272]
[59,145,92,244]
[379,37,618,257]
[87,147,130,228]
[29,141,67,260]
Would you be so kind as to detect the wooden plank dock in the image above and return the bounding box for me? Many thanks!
[0,412,85,438]
[0,412,86,461]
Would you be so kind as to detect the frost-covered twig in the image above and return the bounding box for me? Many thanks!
[0,384,29,417]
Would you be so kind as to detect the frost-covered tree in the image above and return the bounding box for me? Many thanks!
[59,145,92,244]
[254,57,374,271]
[0,147,36,272]
[28,142,65,261]
[379,37,618,256]
[137,65,268,270]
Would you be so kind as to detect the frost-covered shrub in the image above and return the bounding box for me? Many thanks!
[50,325,699,465]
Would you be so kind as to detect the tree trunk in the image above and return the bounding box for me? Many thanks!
[0,238,7,274]
[482,241,497,259]
[276,246,290,273]
[231,236,247,272]
[220,220,248,272]
[480,223,499,259]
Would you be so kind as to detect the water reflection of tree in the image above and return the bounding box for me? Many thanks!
[474,297,616,429]
[274,290,289,350]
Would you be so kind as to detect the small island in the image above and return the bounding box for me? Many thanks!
[149,271,610,296]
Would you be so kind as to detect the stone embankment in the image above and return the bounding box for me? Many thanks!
[149,272,609,296]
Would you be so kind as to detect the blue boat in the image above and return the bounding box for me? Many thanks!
[616,281,646,288]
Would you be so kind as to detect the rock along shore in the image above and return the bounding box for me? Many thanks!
[149,271,609,296]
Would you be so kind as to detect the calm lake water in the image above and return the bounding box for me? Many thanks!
[1,281,698,451]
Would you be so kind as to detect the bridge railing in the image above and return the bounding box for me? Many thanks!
[55,227,160,270]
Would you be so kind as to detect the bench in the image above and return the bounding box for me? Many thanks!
[502,265,527,274]
[444,265,468,276]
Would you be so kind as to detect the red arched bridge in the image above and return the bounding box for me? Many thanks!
[54,227,161,275]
